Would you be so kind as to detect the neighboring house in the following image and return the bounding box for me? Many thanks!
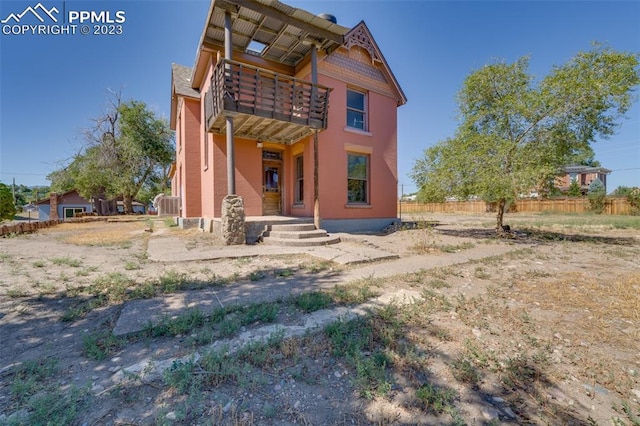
[37,190,147,219]
[116,201,146,214]
[36,190,92,220]
[170,0,406,235]
[556,165,612,195]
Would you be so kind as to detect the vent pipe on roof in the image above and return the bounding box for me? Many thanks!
[317,13,337,24]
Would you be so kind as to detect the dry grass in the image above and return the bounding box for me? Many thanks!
[517,271,640,344]
[39,221,148,246]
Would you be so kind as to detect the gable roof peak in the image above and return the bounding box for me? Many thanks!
[344,21,382,64]
[343,21,407,106]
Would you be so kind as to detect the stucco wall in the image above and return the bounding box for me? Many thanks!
[315,74,398,221]
[286,139,313,218]
[211,135,264,217]
[200,65,216,219]
[182,98,202,217]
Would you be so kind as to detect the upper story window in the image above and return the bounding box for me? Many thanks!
[347,89,366,131]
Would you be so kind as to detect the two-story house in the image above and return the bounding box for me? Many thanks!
[556,165,612,195]
[170,0,406,243]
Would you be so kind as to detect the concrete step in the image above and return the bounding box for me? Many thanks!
[268,229,329,239]
[261,222,340,247]
[262,235,341,247]
[267,223,316,232]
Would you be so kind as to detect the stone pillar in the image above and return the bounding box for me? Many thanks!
[221,195,246,245]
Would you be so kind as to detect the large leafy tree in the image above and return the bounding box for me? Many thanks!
[49,93,174,213]
[411,45,639,232]
[10,184,49,206]
[0,183,17,221]
[110,100,174,212]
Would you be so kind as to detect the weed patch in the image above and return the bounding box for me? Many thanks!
[31,260,46,268]
[416,382,457,414]
[293,291,333,312]
[83,331,125,360]
[50,256,82,267]
[5,358,88,425]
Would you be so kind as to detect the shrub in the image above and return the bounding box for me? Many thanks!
[626,187,640,215]
[587,178,606,214]
[0,183,17,221]
[567,179,582,197]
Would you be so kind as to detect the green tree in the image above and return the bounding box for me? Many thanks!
[614,186,640,214]
[111,100,174,213]
[48,93,174,214]
[587,178,606,213]
[10,184,49,206]
[0,183,17,221]
[579,158,601,167]
[48,166,78,194]
[611,186,634,197]
[628,188,640,215]
[567,179,582,197]
[411,45,639,232]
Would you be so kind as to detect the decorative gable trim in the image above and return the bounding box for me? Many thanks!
[344,23,382,64]
[343,21,407,106]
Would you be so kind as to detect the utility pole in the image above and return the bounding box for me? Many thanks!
[12,178,16,206]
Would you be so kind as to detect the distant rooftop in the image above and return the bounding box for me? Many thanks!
[563,165,612,174]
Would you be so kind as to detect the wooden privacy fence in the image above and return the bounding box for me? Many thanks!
[398,197,632,215]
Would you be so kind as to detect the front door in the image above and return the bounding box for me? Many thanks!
[263,161,281,215]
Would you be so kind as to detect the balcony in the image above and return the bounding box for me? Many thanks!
[205,59,331,145]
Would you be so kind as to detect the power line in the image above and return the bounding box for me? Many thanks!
[0,172,49,176]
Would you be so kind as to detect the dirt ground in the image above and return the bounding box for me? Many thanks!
[0,213,639,425]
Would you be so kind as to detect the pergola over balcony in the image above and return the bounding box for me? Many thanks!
[205,59,331,144]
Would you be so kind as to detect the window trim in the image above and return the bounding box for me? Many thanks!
[346,88,367,131]
[63,207,85,219]
[344,126,373,137]
[203,134,209,171]
[346,152,369,205]
[294,154,304,204]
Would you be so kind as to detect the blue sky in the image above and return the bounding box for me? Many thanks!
[1,0,639,195]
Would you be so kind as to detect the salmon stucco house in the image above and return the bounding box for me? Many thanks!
[170,0,406,244]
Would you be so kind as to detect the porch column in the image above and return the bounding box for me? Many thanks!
[311,44,321,230]
[224,11,236,195]
[221,10,245,245]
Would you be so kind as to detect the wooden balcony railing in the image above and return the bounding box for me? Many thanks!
[205,59,331,144]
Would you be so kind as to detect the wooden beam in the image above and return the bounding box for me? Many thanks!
[231,0,344,45]
[213,0,241,14]
[203,41,295,75]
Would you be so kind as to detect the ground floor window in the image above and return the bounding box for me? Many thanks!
[295,155,304,203]
[347,153,368,203]
[64,207,85,218]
